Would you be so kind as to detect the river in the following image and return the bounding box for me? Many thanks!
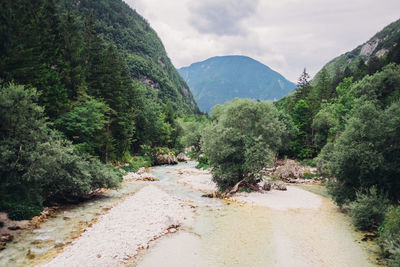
[0,162,382,266]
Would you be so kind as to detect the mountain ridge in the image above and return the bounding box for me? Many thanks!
[312,18,400,84]
[60,0,199,114]
[178,55,295,113]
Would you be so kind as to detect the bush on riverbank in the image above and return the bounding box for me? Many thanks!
[379,205,400,266]
[120,156,152,173]
[349,187,388,230]
[196,155,210,170]
[0,84,120,219]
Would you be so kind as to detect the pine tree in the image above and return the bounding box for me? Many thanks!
[294,68,312,103]
[60,8,85,100]
[83,13,105,98]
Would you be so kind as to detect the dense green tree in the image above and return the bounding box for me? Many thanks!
[290,100,313,158]
[0,0,67,118]
[351,63,400,108]
[291,68,312,110]
[0,84,119,218]
[55,98,108,155]
[324,100,400,205]
[387,36,400,64]
[201,99,292,190]
[178,115,209,154]
[59,8,85,100]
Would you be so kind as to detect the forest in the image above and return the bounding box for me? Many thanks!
[0,0,399,265]
[0,0,189,219]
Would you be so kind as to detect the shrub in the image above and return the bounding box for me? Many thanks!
[197,155,210,170]
[120,156,152,173]
[301,158,317,167]
[379,205,400,266]
[0,84,121,219]
[303,170,316,179]
[326,179,355,208]
[0,192,43,220]
[349,187,388,231]
[6,203,43,221]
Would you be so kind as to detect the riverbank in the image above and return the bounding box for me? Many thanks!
[176,165,217,193]
[175,164,323,211]
[42,185,192,267]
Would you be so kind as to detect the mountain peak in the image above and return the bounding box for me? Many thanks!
[178,55,295,113]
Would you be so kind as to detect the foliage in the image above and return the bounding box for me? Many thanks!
[59,0,199,114]
[348,187,388,230]
[0,193,43,220]
[300,158,317,168]
[380,205,400,266]
[381,206,400,239]
[196,155,210,170]
[178,115,209,154]
[201,99,293,191]
[55,98,108,155]
[0,0,192,163]
[0,84,119,218]
[120,156,152,173]
[290,100,313,158]
[325,100,400,204]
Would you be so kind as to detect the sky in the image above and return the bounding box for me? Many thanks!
[124,0,400,82]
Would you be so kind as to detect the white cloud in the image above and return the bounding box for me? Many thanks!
[124,0,400,82]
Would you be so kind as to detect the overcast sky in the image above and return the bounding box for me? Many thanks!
[124,0,400,82]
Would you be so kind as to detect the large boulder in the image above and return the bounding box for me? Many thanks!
[156,154,178,165]
[176,153,189,162]
[123,168,159,182]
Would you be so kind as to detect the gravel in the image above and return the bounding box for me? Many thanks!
[232,186,322,211]
[176,166,217,193]
[42,185,190,267]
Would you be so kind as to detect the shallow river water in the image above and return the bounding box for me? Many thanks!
[134,163,382,267]
[0,162,382,267]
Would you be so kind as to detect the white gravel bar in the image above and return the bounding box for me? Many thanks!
[42,185,189,267]
[232,186,322,211]
[176,166,217,193]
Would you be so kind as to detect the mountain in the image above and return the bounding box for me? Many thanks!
[61,0,199,114]
[312,18,400,83]
[178,55,295,113]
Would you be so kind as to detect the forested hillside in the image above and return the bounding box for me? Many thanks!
[0,0,196,219]
[179,56,295,113]
[57,0,199,114]
[313,18,400,83]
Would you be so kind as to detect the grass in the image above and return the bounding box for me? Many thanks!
[300,158,317,167]
[196,155,210,170]
[239,187,252,193]
[120,156,152,173]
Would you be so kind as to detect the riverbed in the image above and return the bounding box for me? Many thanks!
[0,162,382,266]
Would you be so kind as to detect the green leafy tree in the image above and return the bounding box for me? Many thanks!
[0,84,119,218]
[326,100,400,205]
[55,98,108,155]
[59,8,85,100]
[179,115,209,154]
[0,0,67,118]
[290,100,313,158]
[201,99,292,190]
